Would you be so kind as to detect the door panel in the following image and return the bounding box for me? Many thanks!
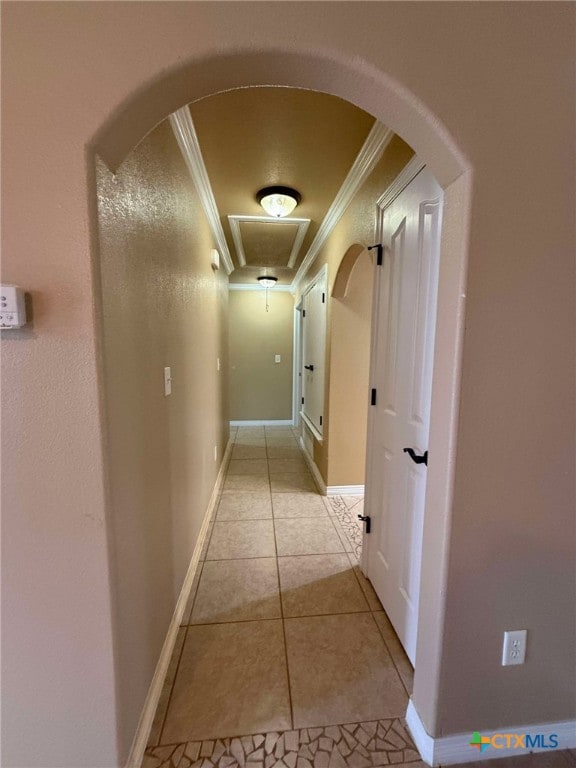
[365,165,443,665]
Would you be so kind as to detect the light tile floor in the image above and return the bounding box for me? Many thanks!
[143,426,575,768]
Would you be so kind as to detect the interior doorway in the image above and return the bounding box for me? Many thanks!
[363,160,444,666]
[91,49,472,767]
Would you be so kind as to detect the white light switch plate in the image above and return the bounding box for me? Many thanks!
[164,367,172,396]
[275,354,281,363]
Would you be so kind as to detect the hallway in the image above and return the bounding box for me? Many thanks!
[144,425,418,768]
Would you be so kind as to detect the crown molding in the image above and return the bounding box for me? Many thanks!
[292,120,393,291]
[169,107,234,275]
[227,214,310,269]
[377,155,426,211]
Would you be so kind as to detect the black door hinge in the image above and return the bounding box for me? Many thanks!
[368,243,383,266]
[302,309,306,317]
[322,292,326,303]
[319,415,323,426]
[358,515,371,534]
[371,388,377,406]
[301,397,305,405]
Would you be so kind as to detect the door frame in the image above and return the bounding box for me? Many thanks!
[362,155,427,576]
[299,264,328,442]
[359,153,470,725]
[92,47,473,743]
[363,156,442,668]
[292,298,303,428]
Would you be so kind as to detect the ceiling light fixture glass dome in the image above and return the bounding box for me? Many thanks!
[257,186,301,218]
[257,276,278,287]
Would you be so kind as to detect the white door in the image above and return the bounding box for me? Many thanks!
[364,165,443,665]
[301,267,327,437]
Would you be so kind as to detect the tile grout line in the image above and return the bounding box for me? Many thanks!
[268,428,296,732]
[157,625,189,745]
[160,427,413,753]
[150,714,418,752]
[166,442,232,744]
[182,608,379,629]
[367,610,412,700]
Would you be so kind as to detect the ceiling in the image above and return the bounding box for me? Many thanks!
[189,88,375,285]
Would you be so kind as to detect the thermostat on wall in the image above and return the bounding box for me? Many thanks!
[0,285,26,329]
[211,249,220,271]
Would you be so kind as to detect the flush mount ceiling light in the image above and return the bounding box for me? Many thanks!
[256,186,301,218]
[257,276,278,287]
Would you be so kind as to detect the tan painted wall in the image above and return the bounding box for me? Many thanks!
[327,253,373,486]
[2,4,574,767]
[229,291,294,421]
[96,119,229,756]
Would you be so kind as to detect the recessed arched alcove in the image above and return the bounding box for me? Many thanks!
[90,45,472,758]
[331,243,368,300]
[327,243,374,493]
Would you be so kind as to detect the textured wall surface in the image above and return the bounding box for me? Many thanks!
[327,253,373,487]
[229,291,294,421]
[96,119,229,758]
[1,3,574,767]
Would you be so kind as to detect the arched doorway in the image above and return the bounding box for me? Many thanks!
[90,49,472,765]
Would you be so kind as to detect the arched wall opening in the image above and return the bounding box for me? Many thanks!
[332,243,367,300]
[327,245,373,489]
[90,48,472,761]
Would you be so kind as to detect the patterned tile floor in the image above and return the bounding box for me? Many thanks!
[144,718,420,768]
[144,426,417,767]
[143,427,575,768]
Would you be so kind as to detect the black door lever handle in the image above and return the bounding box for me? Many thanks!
[403,448,428,466]
[304,364,315,371]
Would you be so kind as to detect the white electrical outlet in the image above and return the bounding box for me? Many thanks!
[502,629,527,666]
[275,354,281,363]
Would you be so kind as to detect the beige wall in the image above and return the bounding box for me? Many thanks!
[96,119,229,759]
[2,4,574,767]
[229,291,294,421]
[327,252,374,486]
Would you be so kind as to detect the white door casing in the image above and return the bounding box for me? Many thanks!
[300,266,328,440]
[364,162,443,666]
[293,299,304,429]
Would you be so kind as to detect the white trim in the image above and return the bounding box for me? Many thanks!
[298,435,327,495]
[230,419,294,427]
[125,438,233,768]
[300,263,328,440]
[406,700,435,766]
[300,410,323,443]
[376,155,426,210]
[326,484,365,496]
[292,304,302,427]
[169,108,234,275]
[406,700,576,767]
[228,215,311,270]
[292,121,393,290]
[228,283,295,293]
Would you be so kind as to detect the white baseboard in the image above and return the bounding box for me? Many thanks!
[297,437,364,497]
[230,419,294,427]
[298,436,327,495]
[326,484,365,496]
[125,437,233,768]
[406,699,576,767]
